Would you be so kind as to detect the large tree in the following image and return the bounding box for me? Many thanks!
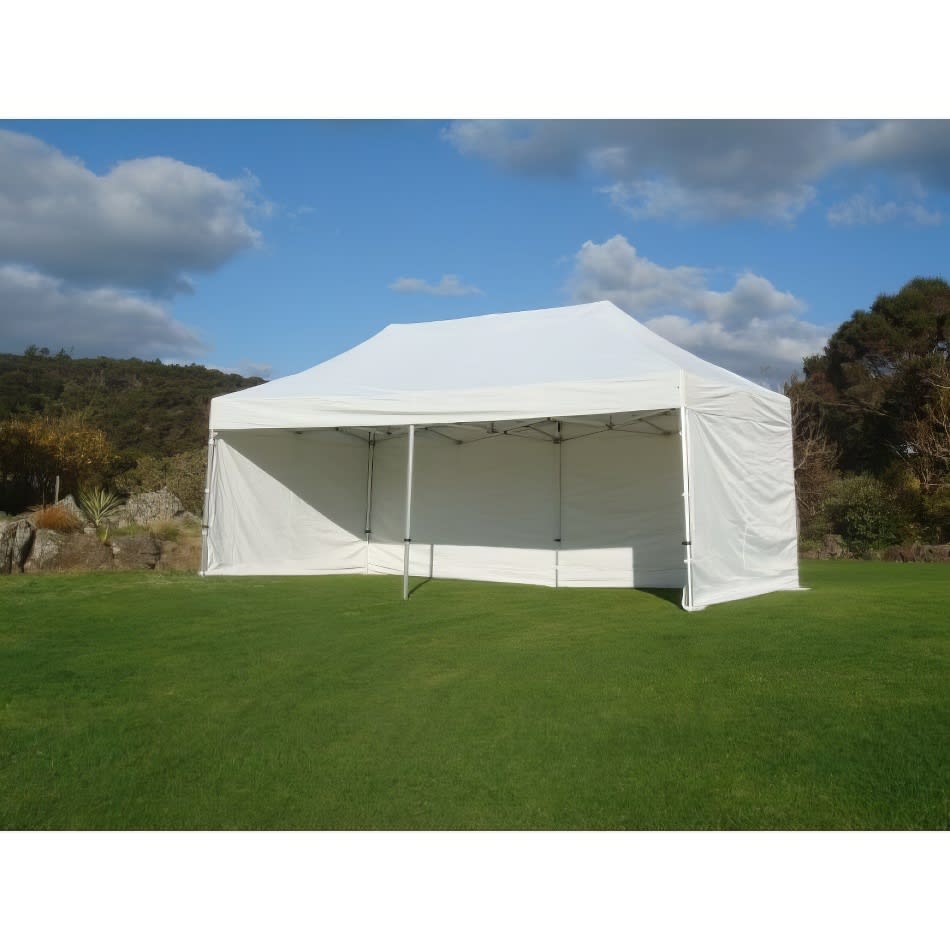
[794,277,950,478]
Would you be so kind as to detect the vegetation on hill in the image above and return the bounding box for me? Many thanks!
[0,349,263,458]
[0,349,262,512]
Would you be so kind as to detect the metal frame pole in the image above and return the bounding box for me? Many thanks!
[678,372,695,610]
[199,429,217,576]
[403,425,415,600]
[364,432,376,575]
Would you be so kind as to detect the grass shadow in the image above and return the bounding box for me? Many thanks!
[636,587,684,609]
[408,576,434,598]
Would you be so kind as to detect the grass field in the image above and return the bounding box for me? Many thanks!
[1,561,947,829]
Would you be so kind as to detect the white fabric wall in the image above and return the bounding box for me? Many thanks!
[205,429,368,575]
[366,428,685,589]
[685,399,800,609]
[560,430,685,588]
[367,431,558,586]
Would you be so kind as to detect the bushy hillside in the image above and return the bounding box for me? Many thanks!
[0,349,264,459]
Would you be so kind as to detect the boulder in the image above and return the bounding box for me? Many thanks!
[122,488,185,526]
[0,518,35,573]
[110,534,161,570]
[22,528,66,571]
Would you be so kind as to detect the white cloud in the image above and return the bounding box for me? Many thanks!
[234,360,272,379]
[842,120,950,188]
[604,178,817,223]
[568,235,827,385]
[569,235,707,313]
[444,120,597,176]
[446,120,950,224]
[0,264,207,360]
[389,274,483,296]
[0,129,262,293]
[447,120,840,222]
[827,192,943,227]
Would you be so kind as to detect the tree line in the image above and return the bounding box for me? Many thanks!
[787,276,950,551]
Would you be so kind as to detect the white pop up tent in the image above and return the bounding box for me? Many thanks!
[202,301,800,610]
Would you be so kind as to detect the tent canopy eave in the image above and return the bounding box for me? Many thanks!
[209,370,788,432]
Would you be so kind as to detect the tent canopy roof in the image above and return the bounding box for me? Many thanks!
[210,301,785,431]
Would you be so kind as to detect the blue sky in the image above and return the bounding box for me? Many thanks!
[1,119,949,387]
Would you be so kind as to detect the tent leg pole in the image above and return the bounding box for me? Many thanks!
[199,430,217,577]
[403,424,415,601]
[679,372,695,610]
[364,433,375,575]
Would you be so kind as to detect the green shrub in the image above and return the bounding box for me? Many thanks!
[78,486,125,541]
[110,523,148,538]
[921,483,950,543]
[821,475,902,554]
[150,520,182,542]
[799,506,831,543]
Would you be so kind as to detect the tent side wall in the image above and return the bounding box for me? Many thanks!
[684,375,800,609]
[205,429,368,575]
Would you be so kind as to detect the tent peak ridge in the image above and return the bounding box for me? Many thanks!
[380,299,623,331]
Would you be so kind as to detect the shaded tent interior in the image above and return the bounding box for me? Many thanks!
[206,410,686,590]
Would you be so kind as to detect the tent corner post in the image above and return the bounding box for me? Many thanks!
[678,372,695,611]
[199,429,218,577]
[364,432,376,575]
[403,424,415,601]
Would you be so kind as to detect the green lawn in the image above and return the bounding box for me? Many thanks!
[1,562,947,829]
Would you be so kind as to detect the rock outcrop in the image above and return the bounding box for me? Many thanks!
[24,530,113,572]
[4,485,202,573]
[18,527,169,572]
